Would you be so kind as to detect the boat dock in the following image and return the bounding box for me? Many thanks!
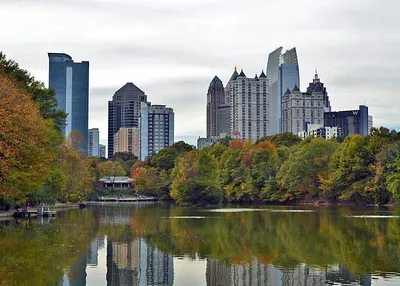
[14,206,56,218]
[97,196,158,202]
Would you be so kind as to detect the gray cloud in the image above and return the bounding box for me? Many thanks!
[1,0,400,146]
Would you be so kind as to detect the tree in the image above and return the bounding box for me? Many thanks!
[0,74,57,204]
[171,150,222,204]
[256,132,302,147]
[98,161,126,178]
[277,138,339,201]
[66,130,86,155]
[150,141,194,170]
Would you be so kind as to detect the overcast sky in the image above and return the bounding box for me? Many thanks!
[1,0,399,146]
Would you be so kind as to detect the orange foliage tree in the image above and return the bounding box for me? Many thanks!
[0,74,56,203]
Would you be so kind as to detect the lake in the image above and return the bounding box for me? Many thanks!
[1,203,400,285]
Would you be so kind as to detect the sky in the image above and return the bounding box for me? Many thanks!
[1,0,399,147]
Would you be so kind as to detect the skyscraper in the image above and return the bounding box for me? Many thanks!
[99,144,106,158]
[206,76,225,138]
[324,105,369,138]
[229,69,270,140]
[88,128,100,157]
[306,70,331,112]
[48,53,89,154]
[139,103,174,160]
[114,127,139,157]
[266,47,300,135]
[108,83,148,158]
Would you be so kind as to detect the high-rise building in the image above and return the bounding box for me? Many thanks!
[282,82,325,135]
[306,70,331,112]
[229,69,270,140]
[108,83,148,158]
[266,47,300,135]
[216,104,230,137]
[139,103,174,160]
[88,128,100,157]
[368,115,373,134]
[206,76,225,138]
[114,127,139,158]
[48,53,89,154]
[99,144,106,158]
[324,105,369,138]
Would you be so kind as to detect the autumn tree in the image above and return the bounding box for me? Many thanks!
[171,150,222,204]
[0,74,57,204]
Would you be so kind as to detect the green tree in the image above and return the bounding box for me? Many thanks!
[171,150,222,204]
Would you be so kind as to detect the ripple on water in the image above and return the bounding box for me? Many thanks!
[346,215,400,219]
[206,208,316,213]
[161,216,208,219]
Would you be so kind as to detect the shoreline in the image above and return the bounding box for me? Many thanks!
[0,202,81,219]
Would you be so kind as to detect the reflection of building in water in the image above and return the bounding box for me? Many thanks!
[206,258,371,286]
[87,238,99,266]
[106,238,173,286]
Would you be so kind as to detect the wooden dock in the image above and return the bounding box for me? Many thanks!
[13,210,38,218]
[97,196,158,202]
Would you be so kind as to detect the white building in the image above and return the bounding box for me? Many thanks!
[139,103,174,160]
[368,115,373,134]
[299,123,339,140]
[88,128,100,157]
[228,69,270,141]
[197,137,220,150]
[282,83,324,135]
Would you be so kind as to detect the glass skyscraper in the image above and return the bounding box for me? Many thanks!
[48,53,89,154]
[266,47,300,135]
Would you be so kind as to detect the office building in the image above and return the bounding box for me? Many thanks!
[229,69,270,140]
[281,81,325,135]
[48,53,89,154]
[266,47,300,135]
[207,76,226,138]
[99,144,106,158]
[139,103,174,160]
[299,123,339,139]
[216,104,230,137]
[108,82,148,158]
[306,70,331,112]
[368,115,373,134]
[197,137,220,150]
[114,127,139,157]
[88,128,100,157]
[324,105,369,138]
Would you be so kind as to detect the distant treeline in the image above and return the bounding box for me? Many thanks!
[132,129,400,205]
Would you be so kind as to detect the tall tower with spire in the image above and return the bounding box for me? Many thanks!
[206,75,225,138]
[306,70,331,112]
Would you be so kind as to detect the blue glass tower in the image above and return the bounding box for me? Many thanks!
[266,47,300,135]
[48,53,89,154]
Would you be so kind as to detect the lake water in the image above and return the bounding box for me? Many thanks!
[1,203,400,285]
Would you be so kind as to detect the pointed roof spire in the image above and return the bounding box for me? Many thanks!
[259,70,267,78]
[238,69,246,77]
[254,74,259,80]
[314,69,319,80]
[211,75,222,84]
[234,65,237,72]
[284,88,291,95]
[292,84,300,92]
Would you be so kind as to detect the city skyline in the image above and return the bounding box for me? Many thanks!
[1,0,399,147]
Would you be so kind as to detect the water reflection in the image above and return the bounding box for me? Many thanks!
[1,204,400,285]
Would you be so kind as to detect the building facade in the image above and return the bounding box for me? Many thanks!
[99,144,106,158]
[266,47,300,135]
[282,84,325,135]
[299,123,339,139]
[207,76,225,138]
[197,137,220,150]
[229,69,270,140]
[88,128,100,157]
[108,83,148,158]
[139,103,174,160]
[48,53,89,154]
[114,127,139,157]
[216,104,230,137]
[368,115,373,134]
[306,71,331,112]
[324,105,369,138]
